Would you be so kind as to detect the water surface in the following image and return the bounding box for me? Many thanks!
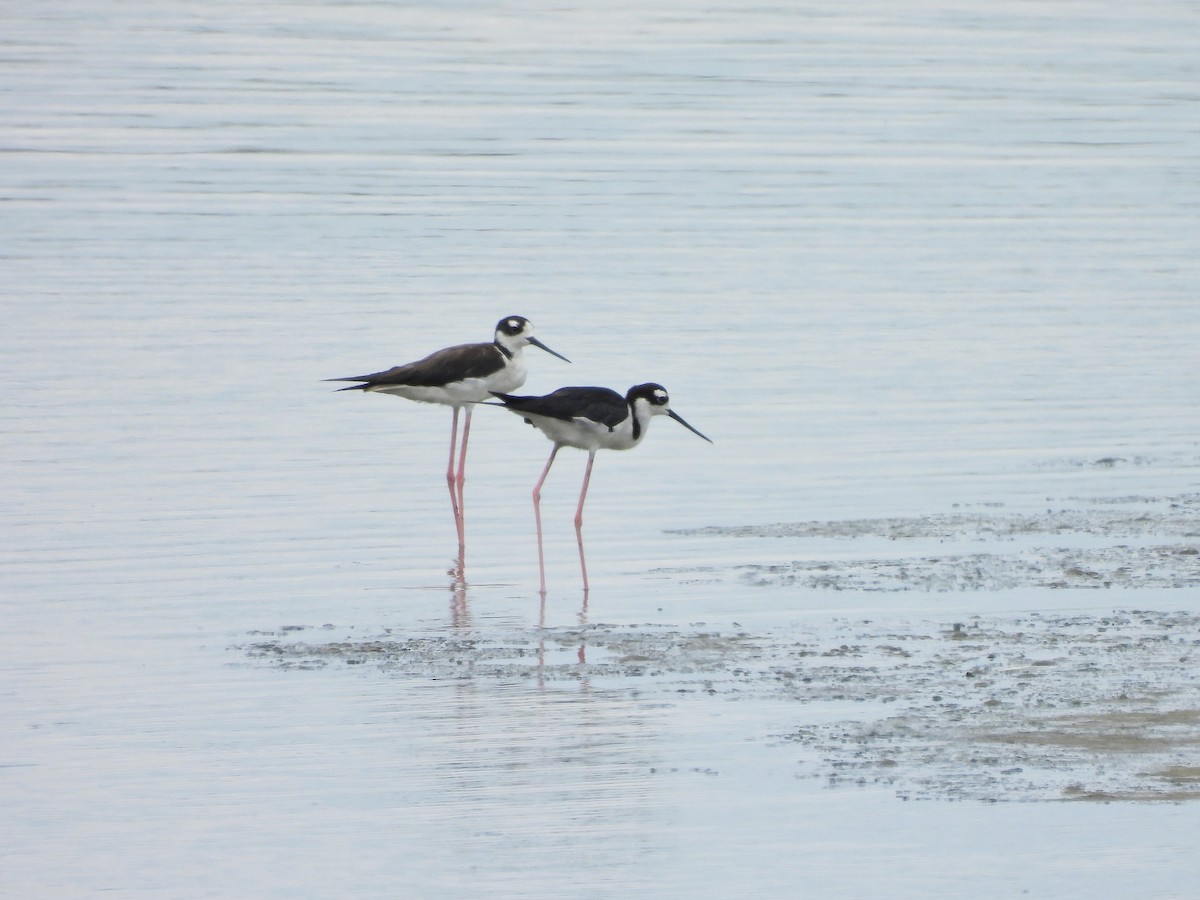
[4,1,1199,896]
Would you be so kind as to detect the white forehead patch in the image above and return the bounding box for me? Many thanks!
[507,318,523,331]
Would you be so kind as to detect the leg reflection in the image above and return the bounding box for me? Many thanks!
[576,587,588,664]
[534,588,589,678]
[448,543,470,629]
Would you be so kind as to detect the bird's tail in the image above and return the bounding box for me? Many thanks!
[485,390,525,407]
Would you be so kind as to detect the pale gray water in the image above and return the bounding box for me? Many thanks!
[4,1,1200,896]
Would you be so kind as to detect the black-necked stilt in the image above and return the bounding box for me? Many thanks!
[490,382,712,593]
[329,316,569,547]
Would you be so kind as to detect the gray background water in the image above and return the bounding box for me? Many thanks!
[4,1,1199,896]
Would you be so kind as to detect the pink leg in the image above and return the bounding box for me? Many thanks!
[445,407,465,547]
[455,405,473,538]
[532,445,560,595]
[574,450,596,594]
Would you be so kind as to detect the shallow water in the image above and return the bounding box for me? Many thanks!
[4,1,1200,896]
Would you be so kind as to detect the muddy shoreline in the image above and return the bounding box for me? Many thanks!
[245,491,1200,803]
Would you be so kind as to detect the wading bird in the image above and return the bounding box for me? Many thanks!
[329,316,569,548]
[490,382,711,593]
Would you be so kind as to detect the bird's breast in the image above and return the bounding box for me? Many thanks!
[487,356,527,395]
[526,413,640,452]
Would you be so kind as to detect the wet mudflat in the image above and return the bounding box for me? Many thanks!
[248,608,1200,804]
[248,485,1200,806]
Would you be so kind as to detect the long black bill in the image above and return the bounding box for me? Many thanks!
[528,336,571,363]
[668,409,713,443]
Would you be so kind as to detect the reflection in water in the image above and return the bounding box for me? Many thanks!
[535,589,590,686]
[447,544,470,629]
[445,535,591,653]
[448,554,470,628]
[399,674,665,889]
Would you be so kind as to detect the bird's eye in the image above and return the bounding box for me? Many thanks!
[653,389,668,404]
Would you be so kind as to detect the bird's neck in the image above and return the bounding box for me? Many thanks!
[630,403,653,443]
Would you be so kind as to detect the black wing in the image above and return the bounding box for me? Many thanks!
[329,342,504,389]
[492,386,628,429]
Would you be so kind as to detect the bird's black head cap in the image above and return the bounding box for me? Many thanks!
[626,383,670,407]
[497,316,530,337]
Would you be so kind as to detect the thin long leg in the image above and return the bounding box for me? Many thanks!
[532,444,560,595]
[455,405,473,539]
[574,450,596,594]
[445,407,465,548]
